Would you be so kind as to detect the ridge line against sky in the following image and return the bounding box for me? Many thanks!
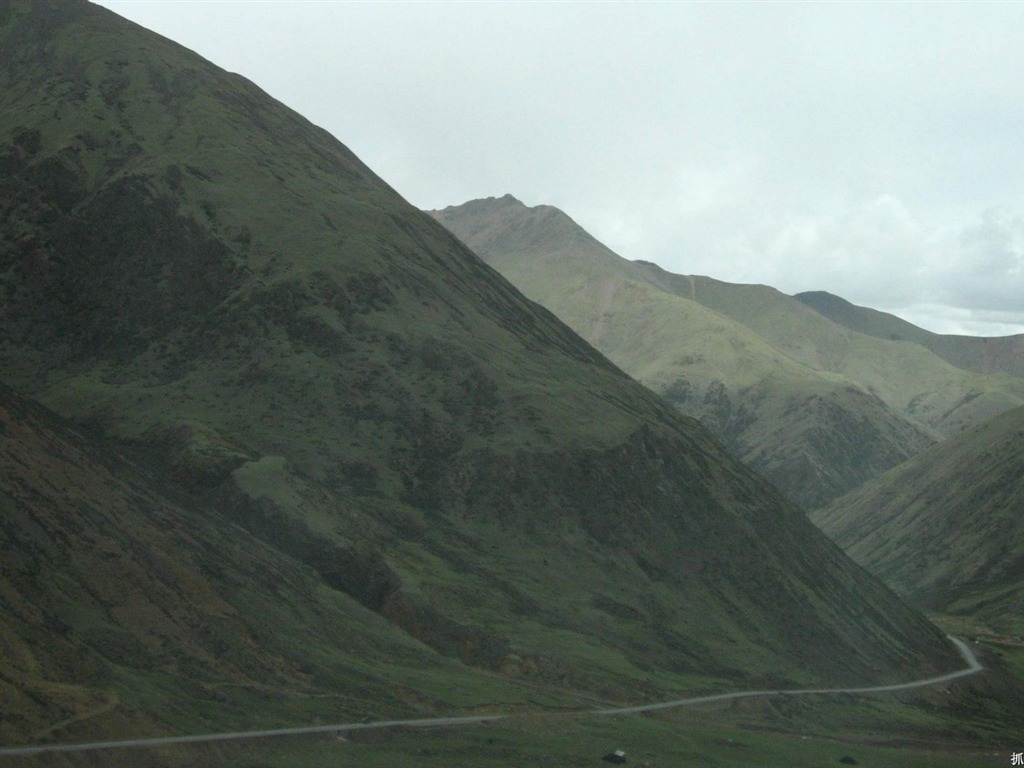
[91,0,1024,337]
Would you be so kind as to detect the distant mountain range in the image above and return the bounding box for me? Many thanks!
[795,290,1024,378]
[0,0,963,743]
[430,195,1024,509]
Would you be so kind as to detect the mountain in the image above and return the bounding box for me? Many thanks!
[627,264,1024,438]
[430,196,1024,509]
[795,290,1024,379]
[0,380,498,743]
[0,0,962,744]
[812,405,1024,635]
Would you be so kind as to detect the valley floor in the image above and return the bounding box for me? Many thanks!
[4,634,1018,768]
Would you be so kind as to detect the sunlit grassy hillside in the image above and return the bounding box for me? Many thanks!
[796,290,1024,379]
[432,196,1024,509]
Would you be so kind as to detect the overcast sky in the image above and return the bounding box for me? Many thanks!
[94,1,1024,336]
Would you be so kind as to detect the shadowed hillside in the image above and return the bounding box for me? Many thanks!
[0,0,964,748]
[0,381,515,744]
[813,405,1024,635]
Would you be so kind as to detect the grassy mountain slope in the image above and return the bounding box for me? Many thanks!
[0,0,962,744]
[634,266,1024,438]
[0,381,523,744]
[795,290,1024,379]
[812,405,1024,635]
[430,196,940,509]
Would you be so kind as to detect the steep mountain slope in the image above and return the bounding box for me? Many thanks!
[0,381,508,744]
[795,290,1024,379]
[429,196,943,509]
[813,406,1024,635]
[0,0,961,744]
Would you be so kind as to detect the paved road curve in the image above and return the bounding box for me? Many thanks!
[592,636,983,715]
[0,636,982,758]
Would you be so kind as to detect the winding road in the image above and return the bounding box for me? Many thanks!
[0,636,982,758]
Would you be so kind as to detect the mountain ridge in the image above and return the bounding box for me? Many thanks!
[796,290,1024,378]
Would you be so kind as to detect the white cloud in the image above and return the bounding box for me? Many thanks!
[765,194,930,304]
[944,208,1024,312]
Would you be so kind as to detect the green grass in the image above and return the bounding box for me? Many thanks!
[91,711,1000,768]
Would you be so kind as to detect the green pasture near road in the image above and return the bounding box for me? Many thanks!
[106,712,1001,768]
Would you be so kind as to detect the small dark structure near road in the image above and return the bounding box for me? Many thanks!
[602,750,627,764]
